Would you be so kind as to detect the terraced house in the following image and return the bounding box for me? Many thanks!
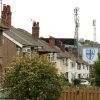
[0,4,90,83]
[42,37,90,83]
[0,4,57,75]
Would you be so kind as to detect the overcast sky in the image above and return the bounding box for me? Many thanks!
[2,0,100,43]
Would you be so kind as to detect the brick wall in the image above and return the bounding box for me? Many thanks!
[2,36,17,67]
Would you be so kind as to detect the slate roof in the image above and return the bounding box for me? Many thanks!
[4,26,57,53]
[54,46,70,58]
[4,26,40,46]
[38,39,58,53]
[57,51,70,58]
[17,28,57,53]
[3,26,89,64]
[48,41,87,64]
[42,38,76,46]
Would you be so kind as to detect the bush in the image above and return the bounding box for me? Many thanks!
[93,53,100,87]
[2,55,64,100]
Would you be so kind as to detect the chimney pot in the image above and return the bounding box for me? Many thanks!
[3,4,7,12]
[7,5,11,12]
[33,21,36,26]
[1,4,12,27]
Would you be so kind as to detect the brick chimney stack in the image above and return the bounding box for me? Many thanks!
[1,4,12,27]
[32,21,40,40]
[49,36,55,48]
[59,41,65,51]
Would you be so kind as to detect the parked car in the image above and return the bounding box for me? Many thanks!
[80,79,90,85]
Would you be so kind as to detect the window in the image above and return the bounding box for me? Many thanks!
[86,66,89,70]
[47,53,51,61]
[22,48,32,57]
[63,58,68,66]
[78,74,81,79]
[27,48,31,56]
[83,64,85,69]
[87,74,89,78]
[48,53,55,61]
[51,53,55,61]
[70,61,75,67]
[65,72,68,78]
[77,63,81,70]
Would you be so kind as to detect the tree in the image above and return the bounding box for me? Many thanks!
[93,53,100,86]
[2,55,63,100]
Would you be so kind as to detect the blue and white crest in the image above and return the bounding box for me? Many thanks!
[86,49,95,60]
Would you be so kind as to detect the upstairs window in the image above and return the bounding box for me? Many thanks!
[86,66,89,70]
[83,64,85,69]
[63,58,68,66]
[77,63,81,70]
[48,53,56,61]
[70,61,75,67]
[51,53,55,61]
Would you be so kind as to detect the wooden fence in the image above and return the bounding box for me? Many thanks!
[60,87,100,100]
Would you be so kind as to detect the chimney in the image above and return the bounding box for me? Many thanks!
[1,4,12,27]
[32,21,40,40]
[59,41,65,51]
[68,47,73,54]
[49,36,55,48]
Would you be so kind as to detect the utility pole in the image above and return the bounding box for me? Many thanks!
[74,7,80,57]
[93,20,96,42]
[0,0,2,17]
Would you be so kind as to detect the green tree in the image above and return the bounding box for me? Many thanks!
[93,53,100,86]
[2,55,63,100]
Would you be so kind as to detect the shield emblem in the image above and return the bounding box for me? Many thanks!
[86,49,95,60]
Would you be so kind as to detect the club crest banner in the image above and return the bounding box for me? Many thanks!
[83,48,98,64]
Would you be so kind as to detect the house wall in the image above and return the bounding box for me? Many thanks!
[2,35,17,67]
[56,58,68,74]
[55,56,90,83]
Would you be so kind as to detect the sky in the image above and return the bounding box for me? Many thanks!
[2,0,100,43]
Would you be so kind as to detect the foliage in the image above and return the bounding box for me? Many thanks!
[93,53,100,86]
[59,74,70,87]
[2,55,64,100]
